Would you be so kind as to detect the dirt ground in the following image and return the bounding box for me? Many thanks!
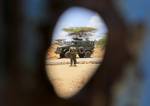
[46,43,103,98]
[46,64,99,98]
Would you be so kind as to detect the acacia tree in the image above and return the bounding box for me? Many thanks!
[63,27,97,39]
[62,27,97,58]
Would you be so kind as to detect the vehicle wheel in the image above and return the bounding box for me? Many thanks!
[84,51,91,58]
[59,53,64,58]
[65,51,70,58]
[78,53,84,58]
[78,47,85,58]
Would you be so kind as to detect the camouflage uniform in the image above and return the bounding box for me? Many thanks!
[69,47,77,66]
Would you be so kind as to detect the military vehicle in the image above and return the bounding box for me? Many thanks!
[55,38,95,58]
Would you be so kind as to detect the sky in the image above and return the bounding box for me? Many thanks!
[52,7,108,41]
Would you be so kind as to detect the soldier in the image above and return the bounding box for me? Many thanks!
[69,47,77,66]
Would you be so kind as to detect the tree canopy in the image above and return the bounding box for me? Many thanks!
[63,27,97,38]
[63,27,96,33]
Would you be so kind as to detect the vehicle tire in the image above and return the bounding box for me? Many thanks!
[65,51,70,58]
[59,53,64,58]
[78,53,84,58]
[84,51,91,58]
[78,47,85,58]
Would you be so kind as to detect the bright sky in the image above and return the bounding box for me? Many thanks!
[52,7,108,41]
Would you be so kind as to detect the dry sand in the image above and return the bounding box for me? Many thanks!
[46,43,103,99]
[46,64,99,99]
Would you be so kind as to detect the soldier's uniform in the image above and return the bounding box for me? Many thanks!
[69,47,77,66]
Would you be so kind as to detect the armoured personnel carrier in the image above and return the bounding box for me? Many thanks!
[55,38,95,58]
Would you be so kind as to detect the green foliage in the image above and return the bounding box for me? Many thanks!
[63,27,96,33]
[96,36,107,48]
[63,27,97,37]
